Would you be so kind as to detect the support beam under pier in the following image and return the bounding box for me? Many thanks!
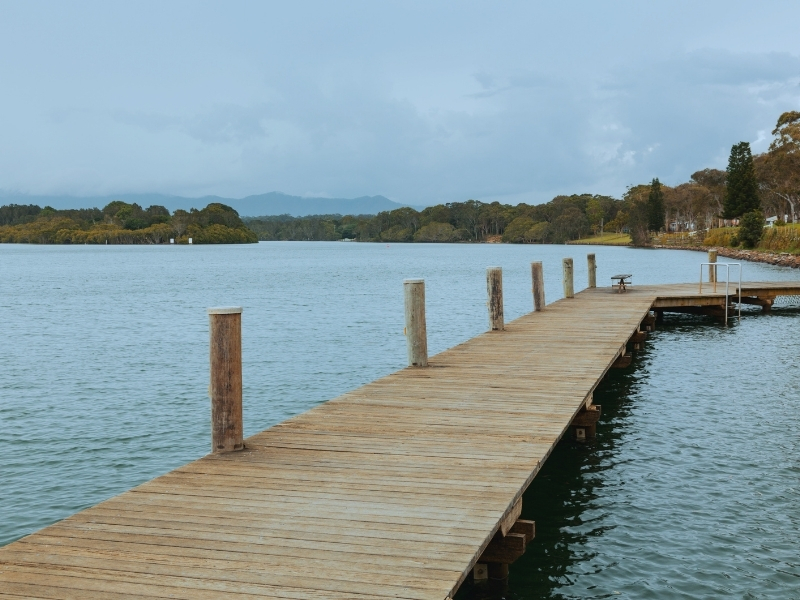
[738,296,774,312]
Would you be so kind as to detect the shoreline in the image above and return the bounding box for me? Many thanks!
[5,237,799,269]
[653,244,800,269]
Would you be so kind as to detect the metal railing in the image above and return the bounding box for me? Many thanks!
[699,262,741,323]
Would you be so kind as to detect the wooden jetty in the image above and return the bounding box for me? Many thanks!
[2,267,799,599]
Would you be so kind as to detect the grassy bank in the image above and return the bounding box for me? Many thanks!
[703,225,800,254]
[653,225,800,269]
[652,231,704,247]
[655,225,800,254]
[568,232,631,245]
[754,224,800,253]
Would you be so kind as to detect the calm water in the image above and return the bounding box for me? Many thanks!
[1,242,799,598]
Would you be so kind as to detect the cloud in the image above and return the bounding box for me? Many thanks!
[0,2,799,204]
[585,49,800,185]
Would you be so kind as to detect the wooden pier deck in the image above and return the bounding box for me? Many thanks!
[2,281,799,599]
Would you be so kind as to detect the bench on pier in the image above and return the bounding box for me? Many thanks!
[611,274,632,293]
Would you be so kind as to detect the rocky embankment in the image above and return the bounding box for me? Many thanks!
[654,245,800,269]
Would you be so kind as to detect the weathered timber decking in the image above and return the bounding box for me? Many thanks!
[2,281,799,599]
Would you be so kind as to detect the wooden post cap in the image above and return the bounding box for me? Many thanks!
[207,307,243,315]
[403,278,424,284]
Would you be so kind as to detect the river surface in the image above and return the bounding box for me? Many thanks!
[1,242,799,598]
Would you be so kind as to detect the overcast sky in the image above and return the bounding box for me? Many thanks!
[1,1,799,205]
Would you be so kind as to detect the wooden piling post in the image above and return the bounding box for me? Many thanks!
[708,249,717,284]
[208,307,244,453]
[486,267,504,331]
[563,258,574,298]
[531,261,545,311]
[587,253,597,288]
[404,279,428,367]
[488,563,509,580]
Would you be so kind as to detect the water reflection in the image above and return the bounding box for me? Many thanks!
[456,343,645,600]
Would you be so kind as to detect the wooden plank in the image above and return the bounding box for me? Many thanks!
[54,514,484,550]
[4,541,463,585]
[499,498,522,536]
[0,562,423,600]
[19,529,471,567]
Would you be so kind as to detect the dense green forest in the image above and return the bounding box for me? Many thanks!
[0,201,257,244]
[245,194,622,243]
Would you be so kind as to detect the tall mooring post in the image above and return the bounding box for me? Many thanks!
[208,307,244,453]
[563,258,574,298]
[587,253,597,288]
[531,261,545,311]
[487,267,504,331]
[708,249,717,284]
[404,279,428,367]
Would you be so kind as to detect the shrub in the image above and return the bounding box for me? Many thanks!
[703,227,739,247]
[738,210,765,249]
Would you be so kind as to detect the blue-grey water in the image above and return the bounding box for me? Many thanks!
[1,242,798,598]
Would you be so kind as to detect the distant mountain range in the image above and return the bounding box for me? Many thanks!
[0,191,424,217]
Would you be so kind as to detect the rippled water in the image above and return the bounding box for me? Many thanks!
[2,242,798,598]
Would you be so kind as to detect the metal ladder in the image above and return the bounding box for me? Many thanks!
[699,261,742,323]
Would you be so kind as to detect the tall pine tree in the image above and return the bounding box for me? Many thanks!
[723,142,759,218]
[646,178,665,232]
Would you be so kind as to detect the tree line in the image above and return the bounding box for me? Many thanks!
[246,111,799,249]
[4,111,796,248]
[245,194,623,244]
[0,201,258,244]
